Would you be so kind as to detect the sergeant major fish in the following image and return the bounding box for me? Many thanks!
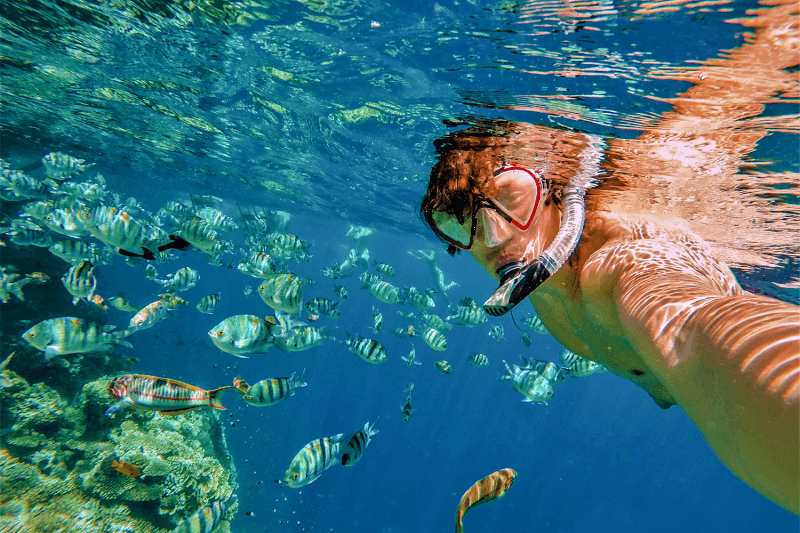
[373,261,395,277]
[371,306,383,334]
[156,267,200,292]
[434,360,452,374]
[343,332,387,364]
[467,353,489,367]
[449,298,488,327]
[22,317,133,361]
[105,374,232,417]
[171,500,226,533]
[400,341,421,366]
[455,468,517,533]
[341,420,378,467]
[488,324,504,342]
[273,326,335,353]
[278,433,345,488]
[107,296,139,312]
[232,370,307,407]
[559,349,609,378]
[61,260,97,305]
[361,277,400,305]
[421,327,447,351]
[208,315,277,357]
[196,294,220,314]
[304,298,340,319]
[401,383,414,421]
[258,272,303,314]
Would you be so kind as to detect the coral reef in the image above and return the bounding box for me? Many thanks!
[0,376,238,533]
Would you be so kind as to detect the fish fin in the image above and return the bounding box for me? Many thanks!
[116,248,145,259]
[105,397,134,417]
[231,353,250,359]
[208,385,233,410]
[161,236,191,252]
[43,345,61,361]
[102,324,117,332]
[233,339,250,349]
[113,338,134,349]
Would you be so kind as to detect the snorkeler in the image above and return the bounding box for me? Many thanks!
[421,108,800,521]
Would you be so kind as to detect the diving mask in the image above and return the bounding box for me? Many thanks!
[429,165,546,250]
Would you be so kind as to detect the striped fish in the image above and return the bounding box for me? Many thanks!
[82,205,172,256]
[266,232,311,254]
[522,313,550,335]
[403,286,435,310]
[208,314,275,357]
[343,332,387,364]
[341,420,379,467]
[61,260,97,304]
[422,327,447,351]
[334,284,348,300]
[42,152,94,180]
[522,333,532,348]
[449,298,488,327]
[258,272,303,314]
[42,208,90,237]
[467,353,489,367]
[279,433,345,488]
[145,264,158,280]
[434,360,452,374]
[196,294,220,314]
[558,349,609,378]
[175,217,220,253]
[128,297,171,331]
[22,317,133,361]
[171,500,226,533]
[196,207,237,231]
[237,250,276,279]
[371,306,383,333]
[108,296,139,312]
[233,370,307,407]
[156,267,200,292]
[304,298,341,318]
[500,358,558,404]
[274,326,335,352]
[49,239,100,265]
[418,311,453,331]
[455,468,517,533]
[105,374,232,417]
[373,261,395,276]
[400,342,421,366]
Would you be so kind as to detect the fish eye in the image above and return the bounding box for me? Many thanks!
[216,330,224,336]
[293,474,298,479]
[27,332,36,338]
[246,395,252,400]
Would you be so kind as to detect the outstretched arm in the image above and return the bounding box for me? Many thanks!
[582,237,799,514]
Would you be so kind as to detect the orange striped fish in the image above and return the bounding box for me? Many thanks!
[455,468,517,533]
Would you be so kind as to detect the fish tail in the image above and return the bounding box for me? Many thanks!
[9,283,25,301]
[208,386,233,410]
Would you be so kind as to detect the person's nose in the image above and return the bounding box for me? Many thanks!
[476,208,513,248]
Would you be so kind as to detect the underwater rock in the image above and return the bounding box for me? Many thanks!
[0,377,237,533]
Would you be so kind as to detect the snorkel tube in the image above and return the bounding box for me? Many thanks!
[483,135,605,316]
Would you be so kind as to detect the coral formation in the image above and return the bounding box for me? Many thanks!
[0,376,237,533]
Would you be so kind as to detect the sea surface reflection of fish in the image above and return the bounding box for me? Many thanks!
[105,374,232,417]
[22,317,133,360]
[279,434,345,488]
[233,370,307,407]
[455,468,517,533]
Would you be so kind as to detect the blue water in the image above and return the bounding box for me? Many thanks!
[1,0,798,532]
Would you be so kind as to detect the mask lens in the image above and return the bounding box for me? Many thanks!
[489,168,542,228]
[431,210,472,246]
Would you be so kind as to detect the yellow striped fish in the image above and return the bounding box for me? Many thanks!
[467,353,489,367]
[258,272,303,314]
[237,251,277,279]
[208,315,275,357]
[171,500,226,533]
[156,267,200,292]
[343,332,387,364]
[455,468,517,533]
[61,260,97,304]
[434,360,452,374]
[196,294,220,314]
[82,205,172,257]
[175,217,219,253]
[22,317,133,361]
[233,370,307,407]
[361,277,400,304]
[422,327,447,351]
[279,433,346,488]
[558,348,609,378]
[274,326,336,352]
[341,420,378,467]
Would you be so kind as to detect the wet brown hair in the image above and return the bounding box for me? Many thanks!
[421,122,574,254]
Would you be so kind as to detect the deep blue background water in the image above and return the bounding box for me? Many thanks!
[1,0,798,531]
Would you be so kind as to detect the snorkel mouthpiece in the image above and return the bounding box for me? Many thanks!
[485,261,551,317]
[483,135,605,316]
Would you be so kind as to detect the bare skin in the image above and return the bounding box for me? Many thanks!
[467,189,799,514]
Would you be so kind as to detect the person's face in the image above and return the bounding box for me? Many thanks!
[466,179,558,281]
